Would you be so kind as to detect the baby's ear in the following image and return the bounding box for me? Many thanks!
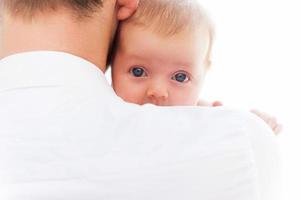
[117,0,139,20]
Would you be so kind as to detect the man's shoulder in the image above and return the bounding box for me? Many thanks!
[117,105,269,138]
[119,104,264,127]
[178,106,263,126]
[203,107,269,126]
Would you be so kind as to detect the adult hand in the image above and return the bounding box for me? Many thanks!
[117,0,139,20]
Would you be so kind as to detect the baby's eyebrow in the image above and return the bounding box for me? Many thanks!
[172,60,193,68]
[126,53,147,61]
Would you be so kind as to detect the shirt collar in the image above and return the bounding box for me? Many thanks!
[0,51,112,92]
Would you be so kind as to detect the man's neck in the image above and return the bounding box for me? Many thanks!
[0,8,114,72]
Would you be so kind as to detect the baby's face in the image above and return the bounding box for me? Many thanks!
[111,23,210,106]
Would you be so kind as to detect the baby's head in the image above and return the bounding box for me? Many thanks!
[110,0,214,106]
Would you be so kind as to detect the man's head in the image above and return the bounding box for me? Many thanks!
[0,0,138,20]
[111,0,214,106]
[0,0,103,19]
[0,0,139,70]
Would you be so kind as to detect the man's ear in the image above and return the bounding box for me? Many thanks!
[117,0,139,20]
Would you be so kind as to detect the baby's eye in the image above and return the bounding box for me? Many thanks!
[130,67,147,77]
[172,72,190,83]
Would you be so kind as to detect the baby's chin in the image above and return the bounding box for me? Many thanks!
[117,94,200,107]
[140,100,200,107]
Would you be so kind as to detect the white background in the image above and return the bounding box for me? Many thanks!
[106,0,301,199]
[199,0,300,199]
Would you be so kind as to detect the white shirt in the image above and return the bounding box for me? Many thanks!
[0,51,280,200]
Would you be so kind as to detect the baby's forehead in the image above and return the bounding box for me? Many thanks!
[118,21,212,59]
[117,24,209,73]
[119,0,214,57]
[123,20,211,41]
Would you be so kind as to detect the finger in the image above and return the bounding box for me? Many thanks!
[212,101,223,107]
[274,124,283,135]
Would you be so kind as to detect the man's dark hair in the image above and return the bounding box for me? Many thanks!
[1,0,103,18]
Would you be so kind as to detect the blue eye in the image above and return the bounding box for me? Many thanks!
[172,72,189,83]
[130,67,147,77]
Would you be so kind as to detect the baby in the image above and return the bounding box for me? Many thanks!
[109,0,281,133]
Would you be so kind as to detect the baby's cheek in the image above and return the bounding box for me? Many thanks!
[169,91,199,106]
[117,82,146,105]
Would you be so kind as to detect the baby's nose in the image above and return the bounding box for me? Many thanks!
[146,87,169,106]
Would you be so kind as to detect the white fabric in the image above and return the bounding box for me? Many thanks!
[0,51,280,200]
